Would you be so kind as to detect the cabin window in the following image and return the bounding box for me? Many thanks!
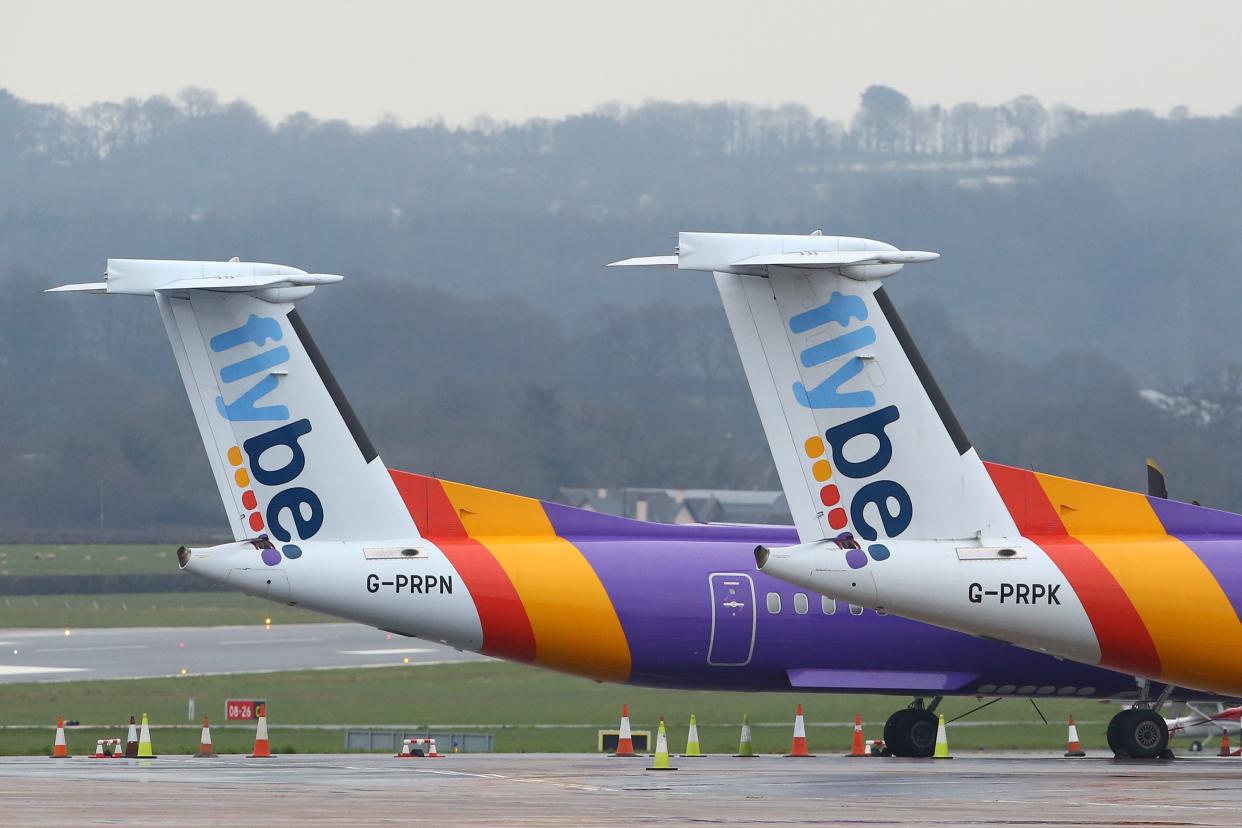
[875,608,888,616]
[848,603,863,616]
[821,596,836,615]
[766,592,782,614]
[793,593,809,615]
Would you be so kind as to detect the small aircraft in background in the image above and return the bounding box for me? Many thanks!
[1164,704,1241,752]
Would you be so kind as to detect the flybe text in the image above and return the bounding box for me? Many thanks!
[788,290,911,542]
[210,313,323,547]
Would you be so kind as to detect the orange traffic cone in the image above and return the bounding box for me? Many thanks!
[111,739,123,758]
[124,715,139,757]
[786,704,815,757]
[1064,716,1086,757]
[248,709,272,758]
[1220,730,1232,757]
[846,714,866,757]
[91,739,106,759]
[50,717,70,758]
[612,704,637,757]
[195,716,217,758]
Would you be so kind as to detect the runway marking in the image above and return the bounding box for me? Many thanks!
[0,665,89,676]
[415,768,614,792]
[339,648,434,655]
[34,644,146,653]
[217,637,326,645]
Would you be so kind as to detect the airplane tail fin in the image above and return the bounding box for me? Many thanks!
[50,259,418,552]
[613,232,1017,547]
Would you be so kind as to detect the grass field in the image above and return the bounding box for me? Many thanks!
[0,544,194,576]
[0,591,331,627]
[0,661,1115,756]
[0,544,333,627]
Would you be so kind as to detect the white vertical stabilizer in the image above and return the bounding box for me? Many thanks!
[613,233,1016,547]
[52,260,418,551]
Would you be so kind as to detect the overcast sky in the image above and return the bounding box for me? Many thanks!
[6,0,1241,126]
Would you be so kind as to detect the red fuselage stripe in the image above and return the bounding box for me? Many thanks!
[388,470,537,662]
[985,463,1162,677]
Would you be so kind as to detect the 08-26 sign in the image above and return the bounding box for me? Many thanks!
[225,699,266,721]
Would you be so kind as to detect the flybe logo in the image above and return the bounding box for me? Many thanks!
[788,292,911,570]
[211,313,322,566]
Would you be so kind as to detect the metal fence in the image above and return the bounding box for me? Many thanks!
[344,729,494,753]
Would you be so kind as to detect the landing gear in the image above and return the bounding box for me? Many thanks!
[1107,708,1170,759]
[883,698,940,757]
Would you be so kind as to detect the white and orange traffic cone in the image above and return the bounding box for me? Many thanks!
[91,739,106,759]
[1064,716,1086,757]
[248,708,272,757]
[612,704,637,757]
[125,715,139,757]
[50,717,69,758]
[846,714,866,757]
[395,739,412,758]
[786,704,815,757]
[195,716,217,758]
[1220,730,1232,757]
[111,739,123,758]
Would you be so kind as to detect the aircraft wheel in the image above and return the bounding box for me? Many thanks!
[1190,740,1203,753]
[883,710,905,755]
[1106,709,1127,756]
[884,708,937,757]
[1117,709,1169,760]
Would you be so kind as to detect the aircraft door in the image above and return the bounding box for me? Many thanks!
[708,573,757,666]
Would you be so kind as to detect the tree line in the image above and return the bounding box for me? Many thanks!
[2,85,1242,538]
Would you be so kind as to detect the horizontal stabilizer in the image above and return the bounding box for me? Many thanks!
[45,282,108,294]
[608,232,939,282]
[46,259,343,298]
[607,255,678,267]
[734,250,939,268]
[159,273,343,292]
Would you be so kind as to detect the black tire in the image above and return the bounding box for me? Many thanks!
[884,708,938,758]
[1119,709,1169,760]
[884,709,910,757]
[1190,740,1203,753]
[1106,710,1128,756]
[905,710,939,758]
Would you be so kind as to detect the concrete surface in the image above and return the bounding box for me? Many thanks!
[2,752,1241,825]
[0,624,486,682]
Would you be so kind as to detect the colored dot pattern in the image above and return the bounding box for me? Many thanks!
[227,445,284,566]
[801,432,895,571]
[804,435,848,531]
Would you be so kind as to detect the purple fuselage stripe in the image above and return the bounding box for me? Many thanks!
[1150,497,1242,624]
[541,503,1158,697]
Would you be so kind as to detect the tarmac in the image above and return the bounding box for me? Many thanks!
[2,752,1241,825]
[0,623,486,682]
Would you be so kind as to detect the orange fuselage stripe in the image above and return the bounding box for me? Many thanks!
[985,463,1161,676]
[439,480,632,682]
